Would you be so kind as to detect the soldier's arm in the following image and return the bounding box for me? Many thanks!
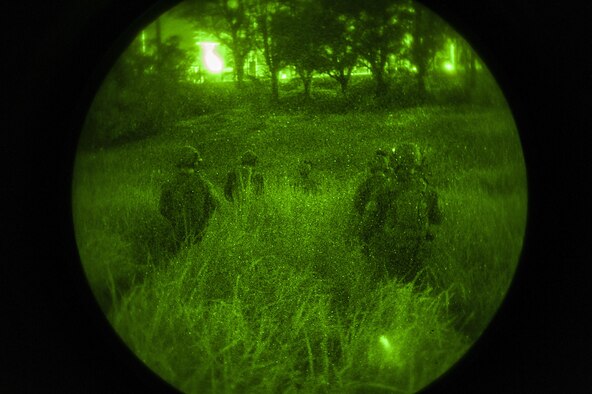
[200,178,221,210]
[159,184,173,220]
[353,178,372,215]
[203,179,220,212]
[427,189,443,225]
[224,171,237,202]
[211,187,224,210]
[253,172,264,195]
[204,190,218,213]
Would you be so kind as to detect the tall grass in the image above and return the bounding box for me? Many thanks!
[73,103,526,392]
[107,179,468,393]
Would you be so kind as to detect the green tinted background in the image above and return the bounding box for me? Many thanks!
[72,0,527,392]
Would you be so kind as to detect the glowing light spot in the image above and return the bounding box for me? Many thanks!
[281,73,287,80]
[443,62,455,72]
[449,41,456,64]
[141,31,146,53]
[379,335,392,352]
[199,42,223,74]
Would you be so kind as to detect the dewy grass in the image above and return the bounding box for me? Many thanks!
[73,99,526,392]
[107,179,469,392]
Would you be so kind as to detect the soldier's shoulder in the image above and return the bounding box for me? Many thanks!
[225,170,238,186]
[160,177,176,192]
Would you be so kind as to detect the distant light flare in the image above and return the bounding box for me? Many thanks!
[198,42,223,73]
[379,335,392,352]
[445,40,456,72]
[443,62,455,72]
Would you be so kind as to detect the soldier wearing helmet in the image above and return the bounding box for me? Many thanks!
[159,146,218,247]
[353,148,398,253]
[391,142,422,180]
[292,159,319,194]
[372,142,443,281]
[224,150,265,202]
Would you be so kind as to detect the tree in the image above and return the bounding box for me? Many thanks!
[317,10,358,95]
[348,0,413,97]
[174,0,255,88]
[271,0,324,99]
[409,3,446,99]
[110,24,190,87]
[254,0,287,102]
[85,28,193,148]
[109,34,153,88]
[156,36,193,82]
[440,30,480,101]
[456,36,478,96]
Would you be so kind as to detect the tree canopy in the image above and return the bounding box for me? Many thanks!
[129,0,481,103]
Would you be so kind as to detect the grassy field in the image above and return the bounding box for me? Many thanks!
[72,83,527,392]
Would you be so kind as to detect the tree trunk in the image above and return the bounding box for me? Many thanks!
[339,69,351,95]
[374,68,388,97]
[303,78,311,98]
[234,53,245,89]
[258,13,279,103]
[413,5,427,100]
[270,70,279,102]
[300,69,312,99]
[372,50,389,98]
[339,77,348,95]
[465,51,476,93]
[154,17,163,72]
[417,67,426,100]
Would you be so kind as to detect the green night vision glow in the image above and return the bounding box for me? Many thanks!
[379,335,392,352]
[72,1,527,392]
[199,42,223,73]
[443,61,455,72]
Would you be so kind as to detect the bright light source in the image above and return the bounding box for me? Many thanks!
[445,40,456,73]
[141,31,146,53]
[281,73,287,80]
[379,335,392,352]
[199,42,223,74]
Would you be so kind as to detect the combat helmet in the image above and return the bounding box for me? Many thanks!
[240,150,259,167]
[176,146,203,169]
[369,148,390,174]
[393,142,422,175]
[297,160,313,177]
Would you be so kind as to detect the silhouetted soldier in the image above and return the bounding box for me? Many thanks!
[353,148,397,252]
[224,150,264,202]
[159,146,218,247]
[292,159,319,194]
[372,142,443,281]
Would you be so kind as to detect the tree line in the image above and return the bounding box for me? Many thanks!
[170,0,479,102]
[85,0,484,149]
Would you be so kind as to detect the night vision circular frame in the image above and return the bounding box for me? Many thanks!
[72,0,527,392]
